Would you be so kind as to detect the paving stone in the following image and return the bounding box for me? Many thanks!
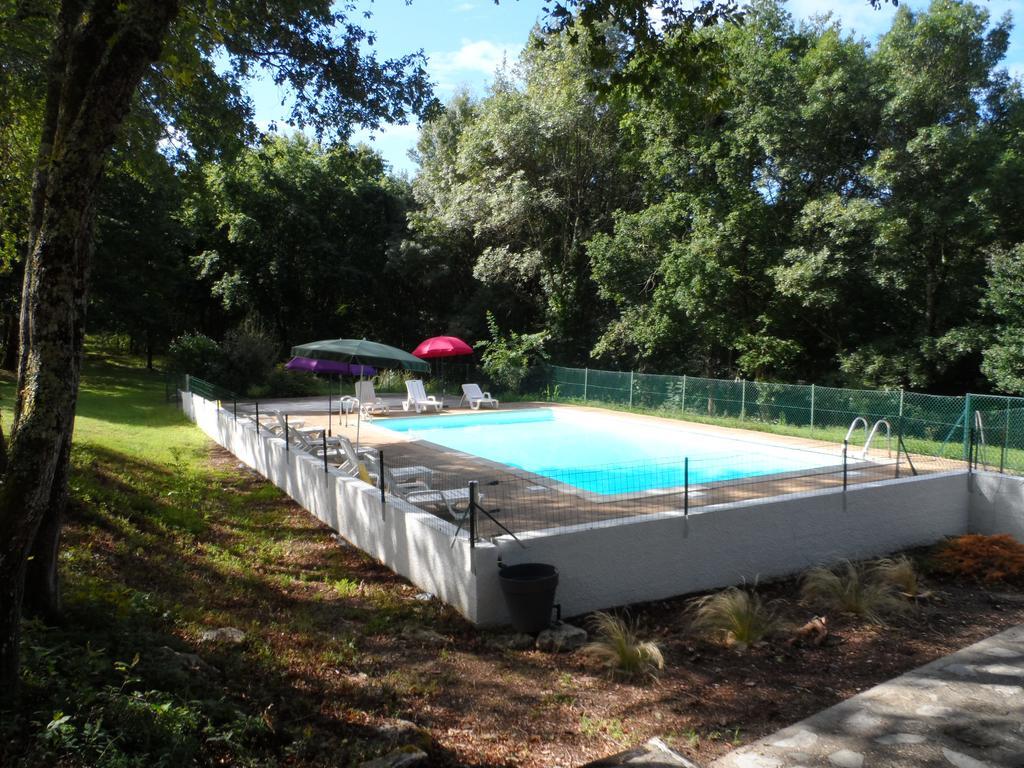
[827,749,864,768]
[733,754,782,768]
[770,729,818,749]
[942,747,994,768]
[875,733,927,745]
[841,711,886,736]
[706,624,1024,768]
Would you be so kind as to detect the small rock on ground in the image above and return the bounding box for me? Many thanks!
[536,621,587,652]
[199,627,246,644]
[358,746,428,768]
[375,719,432,750]
[581,737,703,767]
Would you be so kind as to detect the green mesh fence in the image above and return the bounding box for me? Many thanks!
[179,374,238,403]
[546,365,1024,468]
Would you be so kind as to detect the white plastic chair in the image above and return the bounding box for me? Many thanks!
[460,383,499,410]
[402,379,443,413]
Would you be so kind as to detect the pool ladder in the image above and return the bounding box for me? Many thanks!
[845,417,893,459]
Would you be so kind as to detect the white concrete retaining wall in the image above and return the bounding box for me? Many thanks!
[181,392,482,622]
[181,392,981,626]
[969,472,1024,542]
[472,472,971,624]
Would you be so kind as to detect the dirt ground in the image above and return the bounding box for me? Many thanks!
[130,446,1024,767]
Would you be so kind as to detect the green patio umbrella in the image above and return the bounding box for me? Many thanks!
[291,338,430,373]
[290,338,431,452]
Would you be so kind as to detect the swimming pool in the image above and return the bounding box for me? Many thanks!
[377,408,840,495]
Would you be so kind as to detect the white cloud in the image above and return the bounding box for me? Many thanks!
[427,39,520,92]
[453,2,476,12]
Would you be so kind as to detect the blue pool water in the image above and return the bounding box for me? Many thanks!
[377,408,838,495]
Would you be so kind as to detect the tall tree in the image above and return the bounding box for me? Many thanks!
[0,0,434,700]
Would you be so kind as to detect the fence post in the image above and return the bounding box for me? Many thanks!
[328,392,332,437]
[322,432,329,477]
[233,399,237,422]
[740,380,747,421]
[468,480,478,548]
[583,368,588,401]
[842,439,848,493]
[681,374,687,413]
[184,373,191,393]
[285,414,289,452]
[1002,402,1009,474]
[809,383,815,434]
[679,457,689,538]
[899,388,905,418]
[963,393,972,461]
[379,449,386,517]
[895,420,902,479]
[254,401,260,433]
[629,371,635,409]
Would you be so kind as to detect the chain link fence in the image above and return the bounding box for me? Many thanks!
[545,365,1024,472]
[170,367,1010,543]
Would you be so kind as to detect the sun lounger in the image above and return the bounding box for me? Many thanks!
[460,383,499,410]
[355,381,389,418]
[402,379,443,414]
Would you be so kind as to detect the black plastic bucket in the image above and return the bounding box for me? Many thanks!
[498,563,559,634]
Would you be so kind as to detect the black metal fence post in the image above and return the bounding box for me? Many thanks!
[328,392,333,437]
[683,457,689,518]
[468,481,478,548]
[254,401,260,433]
[322,432,329,476]
[842,439,848,492]
[379,449,386,517]
[233,399,237,422]
[895,421,902,479]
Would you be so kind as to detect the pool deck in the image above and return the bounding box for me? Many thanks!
[237,397,962,539]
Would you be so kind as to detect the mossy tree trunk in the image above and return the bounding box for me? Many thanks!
[0,0,179,704]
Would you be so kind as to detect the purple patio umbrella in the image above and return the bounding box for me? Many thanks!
[285,356,376,377]
[285,357,377,435]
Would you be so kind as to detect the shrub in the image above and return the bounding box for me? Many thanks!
[800,560,909,624]
[583,612,664,680]
[218,324,279,394]
[872,555,925,597]
[166,333,223,380]
[476,311,548,392]
[934,534,1024,584]
[690,586,781,648]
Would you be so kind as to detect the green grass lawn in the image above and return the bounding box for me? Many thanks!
[0,349,466,767]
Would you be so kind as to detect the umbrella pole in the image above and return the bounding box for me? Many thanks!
[328,384,333,436]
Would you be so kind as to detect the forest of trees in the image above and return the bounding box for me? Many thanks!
[3,0,1023,396]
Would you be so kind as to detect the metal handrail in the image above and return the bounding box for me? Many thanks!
[863,419,892,459]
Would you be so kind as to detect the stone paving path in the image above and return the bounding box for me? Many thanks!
[710,624,1024,768]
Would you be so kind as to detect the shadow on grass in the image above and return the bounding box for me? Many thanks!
[1,441,479,767]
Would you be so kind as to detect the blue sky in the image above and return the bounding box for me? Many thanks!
[247,0,1024,176]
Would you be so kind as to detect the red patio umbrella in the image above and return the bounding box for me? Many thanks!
[411,335,473,359]
[411,336,474,397]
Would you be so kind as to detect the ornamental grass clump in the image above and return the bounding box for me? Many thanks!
[583,612,664,681]
[689,586,781,649]
[872,555,926,598]
[800,560,910,624]
[935,534,1024,584]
